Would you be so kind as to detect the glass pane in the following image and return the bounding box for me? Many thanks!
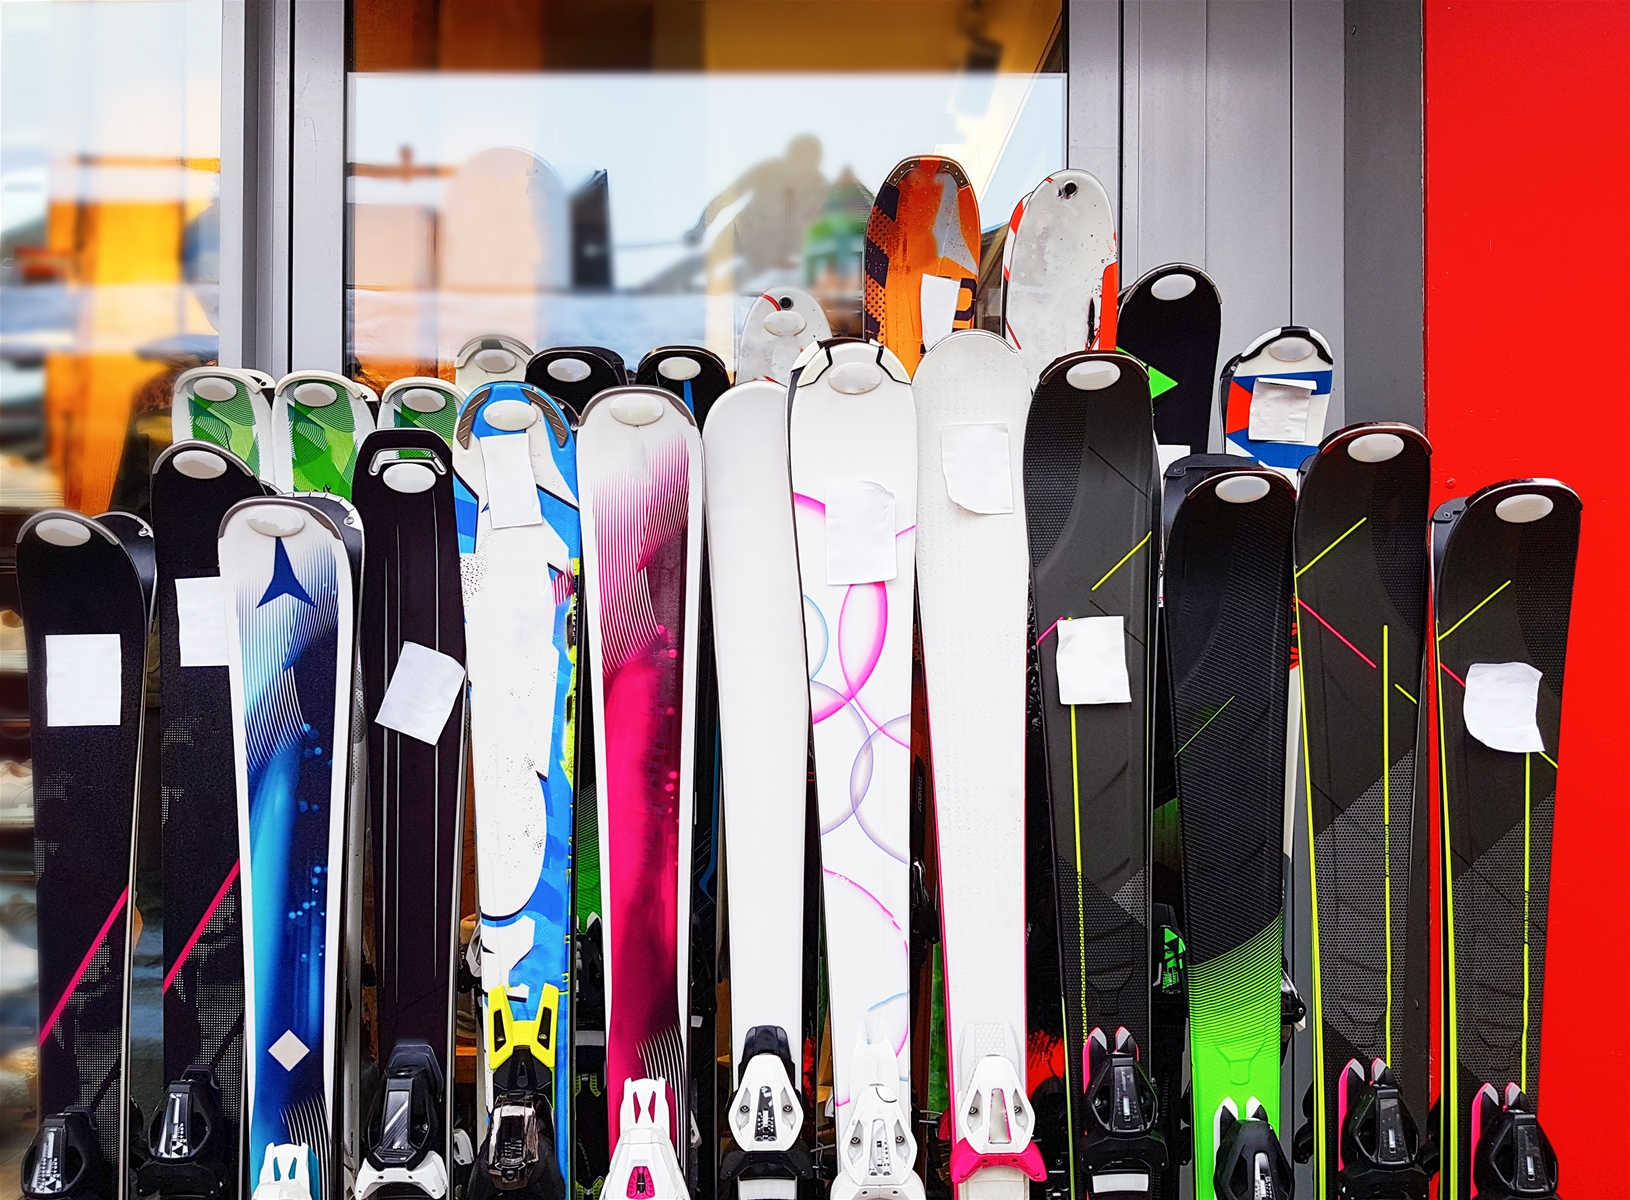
[346,0,1065,386]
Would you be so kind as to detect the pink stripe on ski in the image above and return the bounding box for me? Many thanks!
[40,887,128,1045]
[162,862,240,994]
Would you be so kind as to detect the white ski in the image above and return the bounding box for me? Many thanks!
[455,335,534,394]
[912,332,1044,1200]
[737,287,833,385]
[703,380,813,1199]
[787,339,923,1200]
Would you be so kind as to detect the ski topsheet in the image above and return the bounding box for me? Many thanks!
[637,346,731,426]
[1116,264,1222,461]
[222,497,356,1200]
[1293,424,1433,1196]
[172,366,277,484]
[353,429,468,1199]
[1000,170,1118,387]
[702,380,814,1198]
[579,386,703,1200]
[143,443,267,1200]
[736,287,832,385]
[787,339,923,1200]
[526,347,625,419]
[1163,467,1296,1200]
[912,332,1044,1200]
[452,381,581,1199]
[1219,328,1333,474]
[1432,480,1579,1200]
[1022,352,1165,1196]
[17,511,149,1200]
[378,377,465,449]
[270,371,378,497]
[864,158,981,377]
[456,334,534,394]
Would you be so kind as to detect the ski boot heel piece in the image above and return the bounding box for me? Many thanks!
[1335,1058,1430,1198]
[22,1109,107,1200]
[604,1078,688,1200]
[1470,1084,1559,1200]
[831,1043,924,1200]
[138,1069,233,1200]
[358,1041,449,1199]
[1077,1028,1167,1197]
[719,1027,812,1200]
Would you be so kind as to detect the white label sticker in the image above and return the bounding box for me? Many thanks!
[1247,376,1317,443]
[1463,661,1546,753]
[919,274,961,352]
[174,576,230,667]
[480,433,544,529]
[375,640,467,745]
[45,633,121,726]
[1055,616,1131,705]
[1156,444,1191,473]
[940,423,1013,514]
[826,480,897,585]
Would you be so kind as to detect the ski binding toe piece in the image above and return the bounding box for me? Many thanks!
[948,1044,1046,1199]
[1470,1083,1560,1200]
[605,1078,689,1200]
[252,1143,316,1200]
[1335,1058,1430,1198]
[21,1107,106,1200]
[138,1069,233,1200]
[358,1042,449,1199]
[831,1043,924,1200]
[1212,1100,1292,1200]
[719,1027,812,1200]
[1078,1028,1167,1197]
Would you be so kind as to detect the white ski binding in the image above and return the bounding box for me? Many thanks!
[605,1078,689,1200]
[832,1043,924,1200]
[721,1027,811,1199]
[252,1143,314,1200]
[949,1034,1045,1200]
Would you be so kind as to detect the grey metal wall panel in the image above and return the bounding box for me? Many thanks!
[1068,0,1123,218]
[1292,0,1347,429]
[1344,0,1424,428]
[290,0,346,373]
[1205,1,1292,391]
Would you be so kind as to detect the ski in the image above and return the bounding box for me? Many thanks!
[221,496,357,1200]
[1000,170,1118,387]
[457,336,534,394]
[702,380,815,1198]
[171,367,278,485]
[736,288,832,385]
[1292,424,1434,1196]
[1116,265,1222,462]
[863,157,981,377]
[451,381,582,1200]
[1163,465,1296,1200]
[269,371,378,497]
[17,511,150,1200]
[1022,350,1166,1196]
[1218,328,1334,476]
[1432,479,1579,1200]
[526,348,625,419]
[913,331,1045,1200]
[352,429,469,1199]
[787,338,923,1200]
[142,443,268,1200]
[637,346,731,426]
[378,378,465,448]
[578,385,704,1200]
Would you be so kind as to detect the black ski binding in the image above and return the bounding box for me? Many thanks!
[22,1107,106,1200]
[1077,1027,1167,1196]
[1470,1083,1559,1199]
[1334,1058,1431,1197]
[358,1041,450,1199]
[136,1069,233,1200]
[469,1046,565,1200]
[1213,1101,1292,1200]
[719,1026,814,1193]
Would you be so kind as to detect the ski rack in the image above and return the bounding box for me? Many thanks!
[1331,1059,1431,1198]
[137,1069,234,1200]
[358,1043,449,1199]
[604,1078,689,1200]
[1469,1084,1559,1200]
[718,1027,812,1200]
[1076,1028,1167,1196]
[21,1108,107,1200]
[831,1044,924,1200]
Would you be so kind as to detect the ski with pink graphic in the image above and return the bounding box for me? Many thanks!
[578,386,703,1200]
[787,338,924,1200]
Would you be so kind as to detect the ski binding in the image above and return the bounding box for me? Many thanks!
[358,1042,449,1199]
[832,1042,924,1200]
[1334,1058,1430,1198]
[252,1143,316,1200]
[470,986,564,1200]
[21,1107,105,1200]
[1077,1028,1167,1197]
[719,1026,812,1200]
[1470,1083,1559,1200]
[948,1038,1046,1198]
[1211,1100,1292,1200]
[604,1078,689,1200]
[137,1068,233,1200]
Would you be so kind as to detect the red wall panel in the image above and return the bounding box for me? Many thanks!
[1425,0,1630,1185]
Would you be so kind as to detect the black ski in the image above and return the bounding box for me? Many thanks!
[636,345,730,426]
[1116,264,1222,458]
[526,347,626,418]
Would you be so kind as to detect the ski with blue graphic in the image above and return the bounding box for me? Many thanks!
[222,497,358,1200]
[1219,328,1334,476]
[452,381,581,1200]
